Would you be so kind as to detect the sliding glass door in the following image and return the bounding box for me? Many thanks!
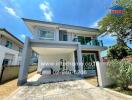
[82,53,96,71]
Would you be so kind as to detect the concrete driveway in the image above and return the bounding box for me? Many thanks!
[7,74,131,100]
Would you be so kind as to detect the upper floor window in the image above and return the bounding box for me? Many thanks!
[39,30,54,40]
[59,30,67,41]
[5,41,12,49]
[19,48,23,53]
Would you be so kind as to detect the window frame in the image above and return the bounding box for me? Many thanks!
[39,29,55,40]
[5,40,13,49]
[59,30,68,41]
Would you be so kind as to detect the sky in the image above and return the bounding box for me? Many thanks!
[0,0,119,47]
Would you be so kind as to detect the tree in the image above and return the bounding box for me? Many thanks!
[108,44,128,60]
[98,0,132,48]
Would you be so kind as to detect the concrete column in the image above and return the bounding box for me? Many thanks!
[67,32,71,42]
[56,29,59,41]
[77,44,83,75]
[98,50,103,62]
[17,37,31,86]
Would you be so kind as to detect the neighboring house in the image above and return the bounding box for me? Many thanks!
[0,28,23,76]
[0,28,23,66]
[0,28,38,78]
[19,18,107,78]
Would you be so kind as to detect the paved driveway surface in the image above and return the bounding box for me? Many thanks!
[7,75,131,100]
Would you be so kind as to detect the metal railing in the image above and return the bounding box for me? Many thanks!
[73,38,103,46]
[87,40,103,47]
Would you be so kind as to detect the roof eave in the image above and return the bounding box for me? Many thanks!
[22,18,99,33]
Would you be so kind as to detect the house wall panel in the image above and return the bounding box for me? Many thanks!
[37,52,75,73]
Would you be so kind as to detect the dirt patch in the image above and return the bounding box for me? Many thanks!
[84,76,97,86]
[0,71,37,100]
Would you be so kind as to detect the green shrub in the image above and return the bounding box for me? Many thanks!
[107,60,132,90]
[127,49,132,55]
[108,44,128,60]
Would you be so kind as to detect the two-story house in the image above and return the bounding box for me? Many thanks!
[0,28,38,78]
[18,18,107,85]
[0,29,23,76]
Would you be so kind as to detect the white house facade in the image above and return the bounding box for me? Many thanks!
[18,18,107,85]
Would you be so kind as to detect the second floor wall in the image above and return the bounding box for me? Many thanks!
[0,34,23,53]
[33,27,97,41]
[32,26,103,46]
[23,18,103,47]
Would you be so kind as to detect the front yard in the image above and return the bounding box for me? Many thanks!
[0,71,37,100]
[6,74,131,100]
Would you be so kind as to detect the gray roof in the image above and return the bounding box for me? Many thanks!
[22,18,99,33]
[0,28,24,44]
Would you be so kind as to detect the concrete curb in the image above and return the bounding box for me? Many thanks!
[104,88,132,99]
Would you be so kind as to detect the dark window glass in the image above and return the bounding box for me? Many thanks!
[85,37,91,44]
[78,36,91,45]
[59,30,67,41]
[19,48,22,53]
[78,36,85,44]
[2,59,9,65]
[5,41,12,49]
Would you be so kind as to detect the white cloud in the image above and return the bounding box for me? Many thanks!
[20,34,26,39]
[4,6,19,18]
[39,1,53,22]
[90,18,102,28]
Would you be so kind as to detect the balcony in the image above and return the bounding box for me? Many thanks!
[73,38,103,47]
[87,40,103,47]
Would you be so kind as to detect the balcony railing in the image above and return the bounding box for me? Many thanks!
[87,40,103,47]
[73,38,103,47]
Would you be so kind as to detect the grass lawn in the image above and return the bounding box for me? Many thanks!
[0,71,37,100]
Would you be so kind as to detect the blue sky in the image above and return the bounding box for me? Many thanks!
[0,0,118,47]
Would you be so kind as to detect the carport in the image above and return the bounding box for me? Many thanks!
[17,37,83,85]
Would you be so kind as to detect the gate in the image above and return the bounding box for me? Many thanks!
[82,53,97,76]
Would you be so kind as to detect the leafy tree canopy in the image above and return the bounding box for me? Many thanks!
[99,0,132,47]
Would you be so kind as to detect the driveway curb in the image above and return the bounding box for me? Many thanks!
[104,88,132,99]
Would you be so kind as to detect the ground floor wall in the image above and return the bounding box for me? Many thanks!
[37,52,75,73]
[37,50,102,75]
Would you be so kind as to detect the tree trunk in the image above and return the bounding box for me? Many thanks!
[116,30,132,50]
[117,36,126,46]
[117,35,131,49]
[122,84,129,90]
